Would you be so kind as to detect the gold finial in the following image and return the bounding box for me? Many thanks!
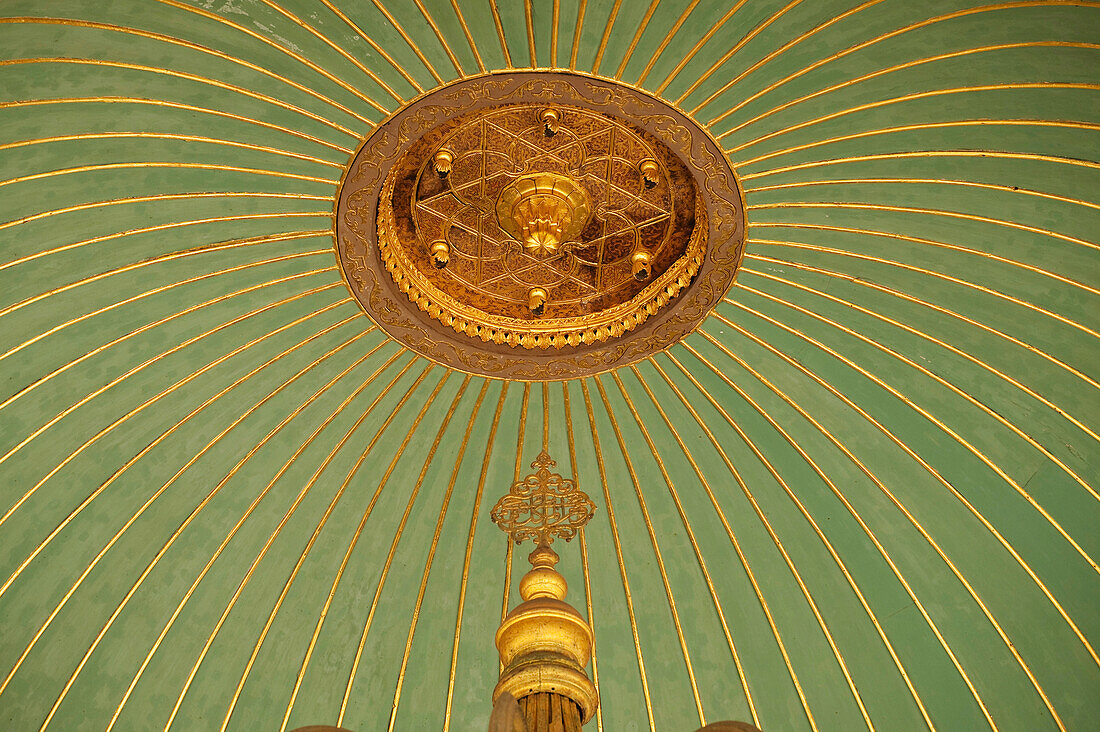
[527,288,547,317]
[430,240,450,269]
[434,148,454,175]
[631,249,651,281]
[541,108,560,136]
[490,453,598,727]
[639,158,659,188]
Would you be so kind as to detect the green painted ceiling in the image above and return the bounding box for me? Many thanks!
[1,1,1097,730]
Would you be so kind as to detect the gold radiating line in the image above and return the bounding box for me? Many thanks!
[315,0,425,92]
[0,192,330,233]
[0,161,338,189]
[590,0,623,75]
[165,361,429,731]
[737,119,1100,170]
[489,0,513,68]
[0,296,354,606]
[442,382,508,732]
[724,82,1100,153]
[0,58,363,138]
[33,326,384,729]
[388,377,484,732]
[449,0,485,73]
[551,0,560,67]
[0,236,327,359]
[525,0,537,67]
[696,319,1080,728]
[746,220,1099,299]
[254,0,404,103]
[748,200,1098,252]
[580,379,656,731]
[562,383,602,732]
[369,0,444,84]
[0,272,341,474]
[644,359,819,732]
[338,369,459,727]
[278,356,429,731]
[618,368,763,726]
[0,243,330,420]
[542,380,550,451]
[745,253,1100,431]
[658,356,877,731]
[224,365,457,732]
[101,352,416,731]
[746,242,1100,385]
[150,0,389,115]
[635,0,699,85]
[577,527,601,731]
[719,296,1100,575]
[599,374,706,726]
[0,132,343,168]
[412,0,466,78]
[0,96,353,154]
[675,0,805,106]
[685,0,884,114]
[741,149,1100,180]
[710,3,1094,131]
[0,16,387,120]
[501,382,531,648]
[745,177,1100,213]
[653,1,749,95]
[613,0,661,80]
[569,0,586,70]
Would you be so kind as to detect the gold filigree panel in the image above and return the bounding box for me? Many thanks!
[490,451,596,545]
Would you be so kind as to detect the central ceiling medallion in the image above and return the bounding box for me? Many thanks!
[336,72,746,379]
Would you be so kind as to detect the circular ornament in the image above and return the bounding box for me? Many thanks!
[335,72,746,379]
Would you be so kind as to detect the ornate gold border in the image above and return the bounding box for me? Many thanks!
[335,71,746,379]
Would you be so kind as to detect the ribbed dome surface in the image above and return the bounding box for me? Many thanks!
[0,2,1096,730]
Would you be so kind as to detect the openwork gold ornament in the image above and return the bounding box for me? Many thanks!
[335,72,746,379]
[491,452,596,545]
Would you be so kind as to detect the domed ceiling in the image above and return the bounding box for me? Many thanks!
[1,1,1097,730]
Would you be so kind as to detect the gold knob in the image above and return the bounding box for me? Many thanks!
[434,148,454,176]
[541,108,560,136]
[631,250,651,281]
[528,288,547,316]
[639,158,659,188]
[430,240,449,269]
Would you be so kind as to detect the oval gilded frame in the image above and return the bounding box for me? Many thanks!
[335,71,746,380]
